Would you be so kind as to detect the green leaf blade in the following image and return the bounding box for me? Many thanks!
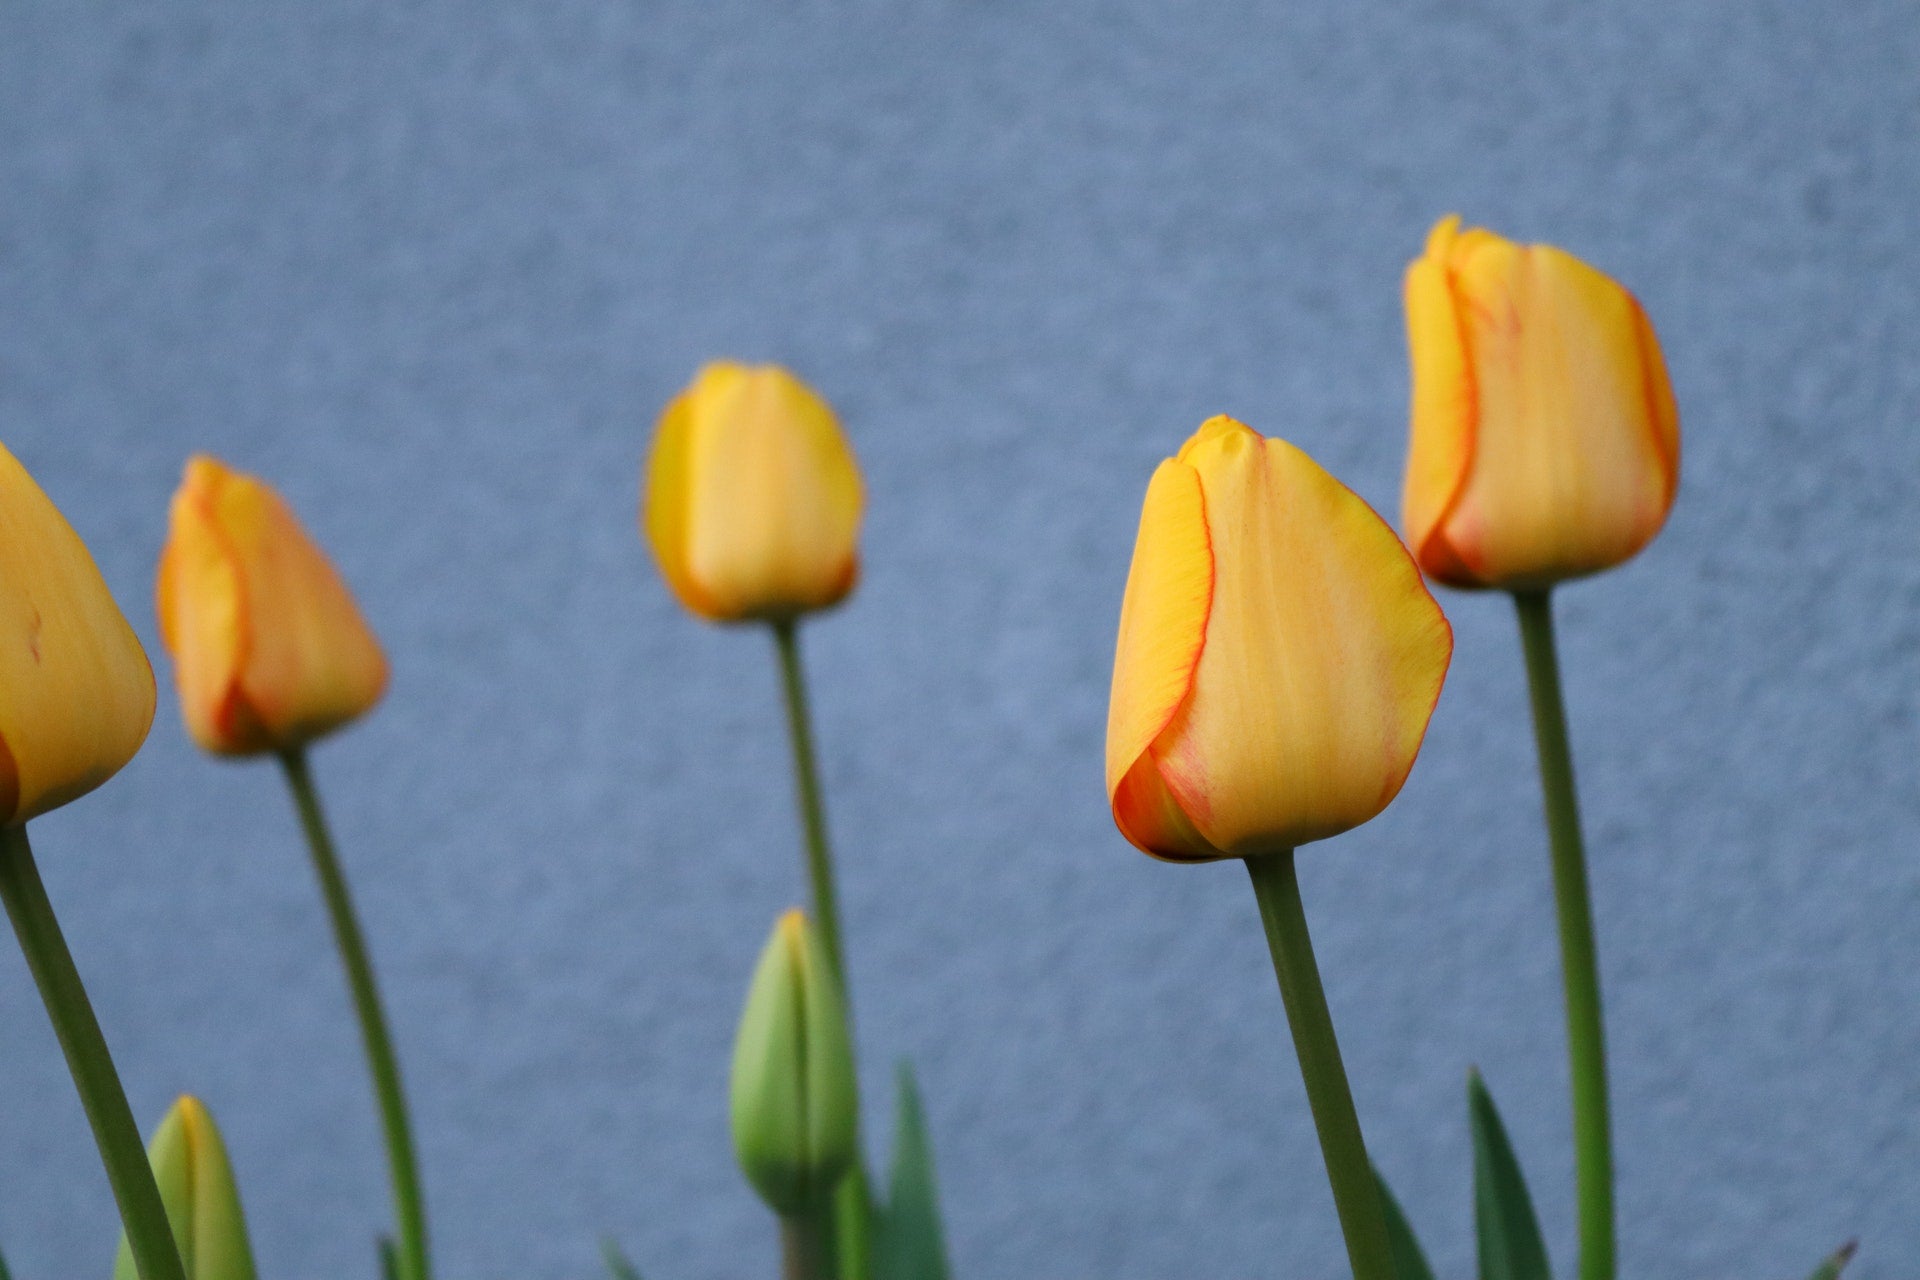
[1806,1240,1857,1280]
[873,1062,952,1280]
[601,1237,645,1280]
[1469,1070,1552,1280]
[1373,1166,1436,1280]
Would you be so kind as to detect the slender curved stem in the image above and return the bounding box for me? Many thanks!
[1512,589,1614,1280]
[1245,852,1394,1280]
[781,1213,831,1280]
[770,620,871,1280]
[771,621,846,981]
[278,749,431,1280]
[0,827,185,1280]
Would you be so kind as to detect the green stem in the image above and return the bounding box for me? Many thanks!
[780,1213,831,1280]
[0,827,185,1280]
[278,749,431,1280]
[771,620,846,981]
[1512,589,1614,1280]
[1245,852,1394,1280]
[769,620,870,1280]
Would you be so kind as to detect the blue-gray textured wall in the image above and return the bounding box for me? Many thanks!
[3,2,1916,1277]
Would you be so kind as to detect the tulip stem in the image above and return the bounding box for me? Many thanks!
[0,827,186,1280]
[781,1213,831,1280]
[769,619,872,1280]
[1512,588,1614,1280]
[1245,851,1395,1280]
[279,749,431,1280]
[771,620,847,982]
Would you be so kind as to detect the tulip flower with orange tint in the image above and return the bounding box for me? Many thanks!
[156,456,387,757]
[0,443,156,826]
[1106,416,1452,861]
[644,362,863,624]
[1403,216,1679,590]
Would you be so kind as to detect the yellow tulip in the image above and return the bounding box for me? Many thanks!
[1106,417,1452,861]
[156,456,387,757]
[643,362,863,623]
[1402,216,1680,590]
[0,442,155,826]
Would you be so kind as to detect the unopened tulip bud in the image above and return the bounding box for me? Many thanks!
[730,909,857,1217]
[1402,216,1680,590]
[0,442,155,826]
[113,1095,258,1280]
[643,363,864,624]
[155,457,387,756]
[1107,416,1452,860]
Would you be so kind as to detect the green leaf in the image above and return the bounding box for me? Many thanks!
[379,1236,398,1280]
[872,1062,952,1280]
[1372,1166,1436,1280]
[1806,1241,1857,1280]
[0,1239,12,1280]
[601,1237,645,1280]
[1469,1069,1552,1280]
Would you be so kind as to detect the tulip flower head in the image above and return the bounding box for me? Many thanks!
[114,1095,259,1280]
[156,456,387,757]
[1403,216,1680,590]
[644,362,863,624]
[1106,417,1452,861]
[0,442,155,826]
[730,908,858,1217]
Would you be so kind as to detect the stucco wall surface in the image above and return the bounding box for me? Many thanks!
[2,2,1917,1276]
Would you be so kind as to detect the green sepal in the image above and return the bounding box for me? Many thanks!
[1469,1070,1551,1280]
[1372,1165,1436,1280]
[1806,1241,1858,1280]
[600,1237,645,1280]
[872,1063,951,1280]
[113,1096,258,1280]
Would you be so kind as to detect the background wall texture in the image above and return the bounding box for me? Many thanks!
[3,2,1918,1277]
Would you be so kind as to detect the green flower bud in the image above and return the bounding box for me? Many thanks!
[113,1096,258,1280]
[730,909,857,1217]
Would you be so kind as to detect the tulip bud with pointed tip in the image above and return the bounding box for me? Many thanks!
[1106,416,1452,861]
[643,362,864,624]
[155,456,388,757]
[730,909,857,1217]
[113,1095,258,1280]
[0,442,155,826]
[1402,216,1680,590]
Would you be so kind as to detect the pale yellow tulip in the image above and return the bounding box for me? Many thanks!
[644,362,862,623]
[1403,216,1679,589]
[1107,417,1452,860]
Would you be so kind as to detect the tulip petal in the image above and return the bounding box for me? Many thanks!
[1105,458,1213,801]
[1631,293,1681,504]
[681,364,863,620]
[1156,428,1451,853]
[1402,237,1477,581]
[1443,238,1675,586]
[158,471,259,753]
[1111,748,1228,862]
[0,444,155,824]
[158,458,387,755]
[641,388,724,619]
